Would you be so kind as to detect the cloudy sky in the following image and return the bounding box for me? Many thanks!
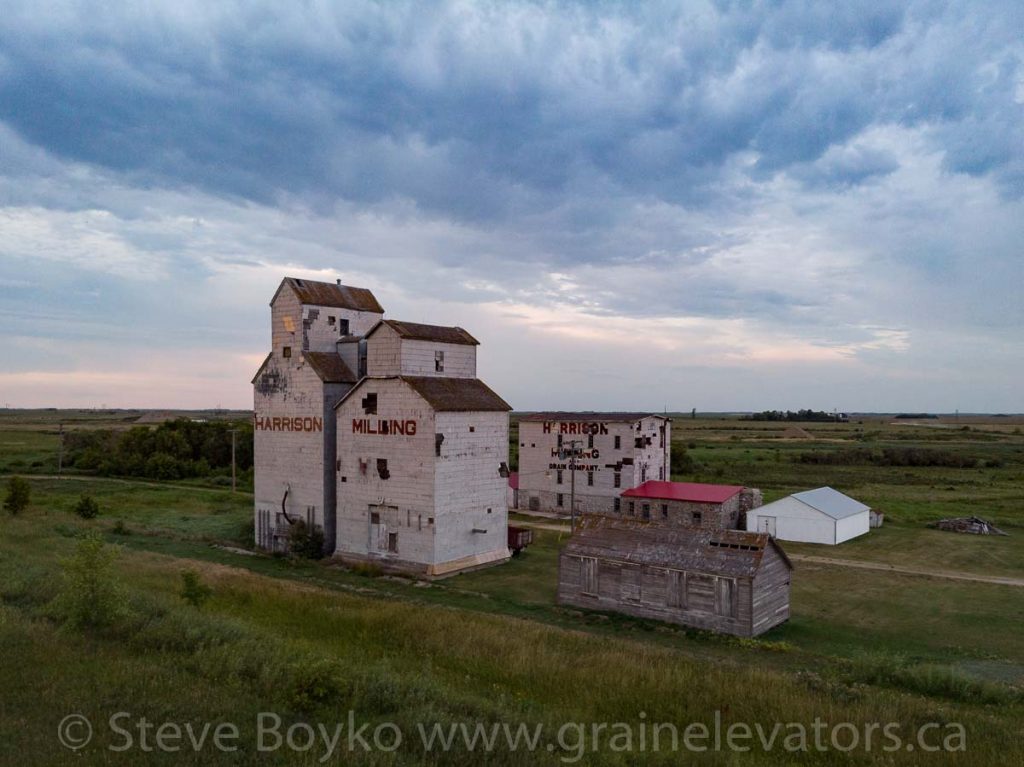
[1,1,1021,412]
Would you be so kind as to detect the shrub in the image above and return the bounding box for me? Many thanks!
[3,476,31,515]
[287,660,346,711]
[180,570,213,609]
[73,495,100,520]
[287,520,326,560]
[53,532,127,629]
[111,520,131,536]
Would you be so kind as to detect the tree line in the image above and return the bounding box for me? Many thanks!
[65,418,254,483]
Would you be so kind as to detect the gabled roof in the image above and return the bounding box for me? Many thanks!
[622,481,744,504]
[789,487,870,519]
[519,412,668,423]
[250,352,273,384]
[367,319,479,346]
[272,277,384,314]
[303,352,358,384]
[564,517,792,578]
[335,376,512,413]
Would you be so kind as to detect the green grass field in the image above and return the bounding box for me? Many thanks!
[1,411,1023,764]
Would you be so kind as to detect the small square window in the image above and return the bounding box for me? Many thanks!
[486,507,492,514]
[428,517,434,525]
[282,346,292,358]
[327,315,336,326]
[362,393,377,414]
[376,458,390,480]
[469,426,475,432]
[692,511,702,523]
[370,512,380,524]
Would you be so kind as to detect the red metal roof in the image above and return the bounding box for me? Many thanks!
[622,480,744,504]
[508,472,519,489]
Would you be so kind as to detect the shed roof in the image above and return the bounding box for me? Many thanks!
[519,412,668,423]
[789,487,870,519]
[564,518,792,578]
[622,480,744,504]
[367,319,479,346]
[273,277,384,314]
[336,376,512,413]
[403,376,511,412]
[303,352,358,384]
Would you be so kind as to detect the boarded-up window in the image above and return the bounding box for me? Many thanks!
[667,570,686,609]
[282,346,292,358]
[614,436,621,450]
[716,578,737,618]
[362,393,377,414]
[556,470,563,485]
[580,557,598,595]
[621,565,641,602]
[587,471,594,486]
[613,472,621,488]
[556,493,564,507]
[686,574,715,614]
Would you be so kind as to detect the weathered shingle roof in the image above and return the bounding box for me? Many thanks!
[789,487,870,519]
[519,412,668,423]
[369,319,479,345]
[402,376,511,412]
[563,517,791,578]
[274,277,384,313]
[623,481,744,504]
[334,376,512,413]
[303,352,358,384]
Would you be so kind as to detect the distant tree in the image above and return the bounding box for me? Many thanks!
[179,570,212,608]
[3,476,31,515]
[73,495,100,520]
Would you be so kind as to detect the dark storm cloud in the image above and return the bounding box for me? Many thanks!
[1,0,1020,227]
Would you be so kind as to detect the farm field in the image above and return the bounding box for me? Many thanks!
[1,410,1023,765]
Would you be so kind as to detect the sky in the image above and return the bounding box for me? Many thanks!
[0,0,1022,413]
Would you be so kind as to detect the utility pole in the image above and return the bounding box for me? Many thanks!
[563,439,583,532]
[228,428,238,493]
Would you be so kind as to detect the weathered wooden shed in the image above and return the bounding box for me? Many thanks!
[558,519,792,637]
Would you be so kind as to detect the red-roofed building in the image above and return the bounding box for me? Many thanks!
[617,480,763,530]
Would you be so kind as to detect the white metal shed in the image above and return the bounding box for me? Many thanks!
[745,487,870,545]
